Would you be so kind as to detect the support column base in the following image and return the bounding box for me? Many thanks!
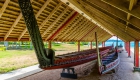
[128,56,131,58]
[133,67,140,72]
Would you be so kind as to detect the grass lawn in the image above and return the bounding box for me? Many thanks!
[0,43,91,74]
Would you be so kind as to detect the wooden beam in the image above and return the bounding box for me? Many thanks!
[47,12,78,41]
[86,0,140,30]
[129,0,137,11]
[101,0,140,20]
[0,0,10,18]
[80,0,138,40]
[18,0,51,41]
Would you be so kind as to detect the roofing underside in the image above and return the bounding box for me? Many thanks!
[0,0,140,42]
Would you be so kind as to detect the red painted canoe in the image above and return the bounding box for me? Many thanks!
[41,46,113,70]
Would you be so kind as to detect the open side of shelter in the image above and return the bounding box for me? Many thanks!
[0,0,140,78]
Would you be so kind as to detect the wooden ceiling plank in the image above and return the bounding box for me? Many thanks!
[39,2,62,30]
[60,16,86,41]
[41,6,69,37]
[0,0,10,18]
[4,0,34,41]
[66,19,90,41]
[47,12,78,41]
[55,15,83,41]
[72,21,92,41]
[45,11,75,41]
[77,24,93,41]
[18,0,52,41]
[101,0,140,20]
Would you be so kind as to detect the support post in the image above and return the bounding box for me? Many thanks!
[125,42,131,57]
[48,41,52,49]
[128,41,131,57]
[95,32,102,68]
[134,40,140,71]
[78,41,80,52]
[125,42,128,52]
[90,42,92,49]
[102,42,105,47]
[116,36,118,48]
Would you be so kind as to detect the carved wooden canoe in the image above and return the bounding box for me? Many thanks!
[41,46,113,70]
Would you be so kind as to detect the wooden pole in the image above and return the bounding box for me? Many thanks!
[134,40,139,67]
[78,41,80,51]
[128,41,131,57]
[95,32,101,67]
[133,40,140,71]
[90,42,92,49]
[116,36,118,48]
[102,42,105,47]
[48,41,52,49]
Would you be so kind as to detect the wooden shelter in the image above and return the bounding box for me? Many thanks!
[0,0,140,70]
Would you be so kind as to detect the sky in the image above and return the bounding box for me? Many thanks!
[109,36,121,40]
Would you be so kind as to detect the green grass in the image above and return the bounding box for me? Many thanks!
[0,43,90,74]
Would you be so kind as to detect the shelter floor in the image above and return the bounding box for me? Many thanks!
[2,50,140,80]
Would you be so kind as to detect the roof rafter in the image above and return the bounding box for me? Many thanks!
[84,0,140,31]
[0,0,10,18]
[101,0,140,20]
[80,0,137,41]
[125,0,137,32]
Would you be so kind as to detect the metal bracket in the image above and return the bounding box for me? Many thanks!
[61,68,77,79]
